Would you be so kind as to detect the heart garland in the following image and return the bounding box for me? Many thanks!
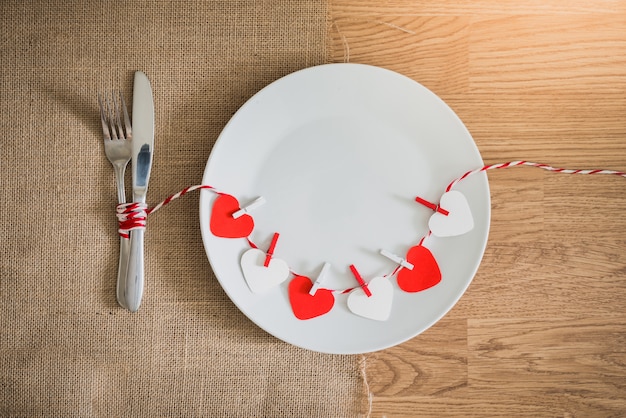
[123,161,626,322]
[207,190,451,321]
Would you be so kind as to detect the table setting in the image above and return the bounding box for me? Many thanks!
[2,1,626,416]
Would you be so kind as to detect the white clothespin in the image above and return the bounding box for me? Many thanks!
[309,262,331,295]
[232,196,266,219]
[380,249,414,270]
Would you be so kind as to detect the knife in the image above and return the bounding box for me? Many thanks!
[125,71,155,312]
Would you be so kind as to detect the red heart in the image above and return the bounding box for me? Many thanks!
[397,245,442,293]
[288,275,335,320]
[209,194,254,238]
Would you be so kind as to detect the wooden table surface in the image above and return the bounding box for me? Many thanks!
[329,1,626,416]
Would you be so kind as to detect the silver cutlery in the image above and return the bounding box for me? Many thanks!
[98,91,132,309]
[125,71,155,312]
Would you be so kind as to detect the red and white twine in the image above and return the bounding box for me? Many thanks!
[116,161,626,239]
[445,160,626,192]
[116,202,148,239]
[116,185,219,238]
[148,184,220,214]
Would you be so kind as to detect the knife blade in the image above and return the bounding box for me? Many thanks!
[125,71,155,312]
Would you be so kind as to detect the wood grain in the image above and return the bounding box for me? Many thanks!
[329,1,626,416]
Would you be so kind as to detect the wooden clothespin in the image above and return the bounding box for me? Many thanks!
[380,249,414,270]
[233,196,266,219]
[309,262,331,296]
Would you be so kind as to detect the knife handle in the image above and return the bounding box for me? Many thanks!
[125,228,145,312]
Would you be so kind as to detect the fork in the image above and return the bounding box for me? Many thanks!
[99,91,132,310]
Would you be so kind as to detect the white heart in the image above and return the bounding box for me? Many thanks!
[428,190,474,237]
[347,276,393,321]
[240,248,290,294]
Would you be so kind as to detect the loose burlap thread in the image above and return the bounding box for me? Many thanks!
[0,1,364,416]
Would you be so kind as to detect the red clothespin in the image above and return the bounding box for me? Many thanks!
[263,232,280,267]
[415,196,449,216]
[349,264,372,297]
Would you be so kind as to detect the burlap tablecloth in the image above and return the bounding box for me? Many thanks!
[0,1,363,416]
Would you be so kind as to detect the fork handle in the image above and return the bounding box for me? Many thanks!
[116,237,130,309]
[113,163,130,310]
[125,229,145,312]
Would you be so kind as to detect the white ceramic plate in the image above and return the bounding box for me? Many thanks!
[200,63,490,354]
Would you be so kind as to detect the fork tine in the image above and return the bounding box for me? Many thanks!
[112,92,125,140]
[105,93,119,140]
[119,92,132,139]
[98,93,111,141]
